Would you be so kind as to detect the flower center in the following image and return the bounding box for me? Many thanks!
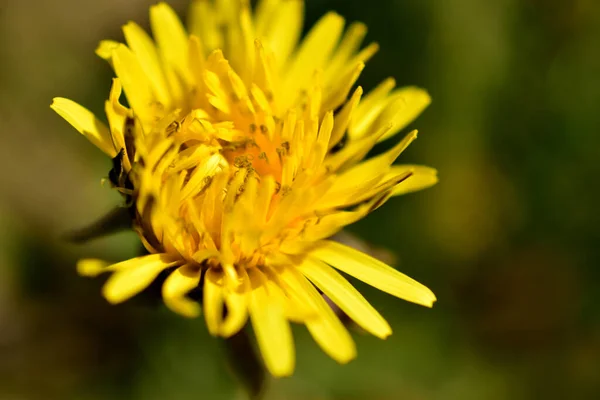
[219,122,284,181]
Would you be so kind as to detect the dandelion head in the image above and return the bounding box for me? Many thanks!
[52,0,437,376]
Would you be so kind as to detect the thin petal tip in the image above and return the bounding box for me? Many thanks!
[77,259,109,277]
[102,282,131,304]
[50,97,65,108]
[150,2,176,16]
[373,326,393,340]
[102,291,124,305]
[422,292,437,308]
[324,11,344,21]
[336,349,357,365]
[270,368,294,378]
[168,302,201,318]
[95,40,120,60]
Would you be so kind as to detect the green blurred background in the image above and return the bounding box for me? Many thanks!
[1,0,599,398]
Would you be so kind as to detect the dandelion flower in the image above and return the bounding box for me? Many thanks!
[51,0,438,376]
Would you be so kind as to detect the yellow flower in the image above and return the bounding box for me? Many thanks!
[51,1,437,376]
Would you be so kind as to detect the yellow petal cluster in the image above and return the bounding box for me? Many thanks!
[51,0,437,376]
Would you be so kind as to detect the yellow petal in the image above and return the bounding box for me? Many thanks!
[325,117,387,173]
[307,301,356,364]
[123,21,171,109]
[77,258,110,277]
[259,265,317,323]
[329,86,362,149]
[248,268,295,377]
[281,12,344,105]
[322,62,365,113]
[389,165,438,196]
[203,267,224,335]
[306,110,333,170]
[180,153,225,201]
[163,60,188,108]
[225,5,255,81]
[112,44,155,122]
[282,267,356,364]
[51,98,116,157]
[258,0,304,69]
[162,265,201,318]
[254,0,279,38]
[270,264,321,318]
[220,286,249,337]
[299,258,392,339]
[188,35,206,89]
[324,40,378,113]
[255,175,277,225]
[280,210,364,255]
[341,166,414,209]
[252,40,275,101]
[260,270,304,323]
[310,241,437,307]
[150,2,192,84]
[95,40,120,61]
[188,0,222,52]
[104,79,129,166]
[101,253,180,304]
[375,87,432,142]
[349,78,396,140]
[318,131,418,209]
[323,21,368,83]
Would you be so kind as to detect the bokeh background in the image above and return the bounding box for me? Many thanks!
[1,0,599,398]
